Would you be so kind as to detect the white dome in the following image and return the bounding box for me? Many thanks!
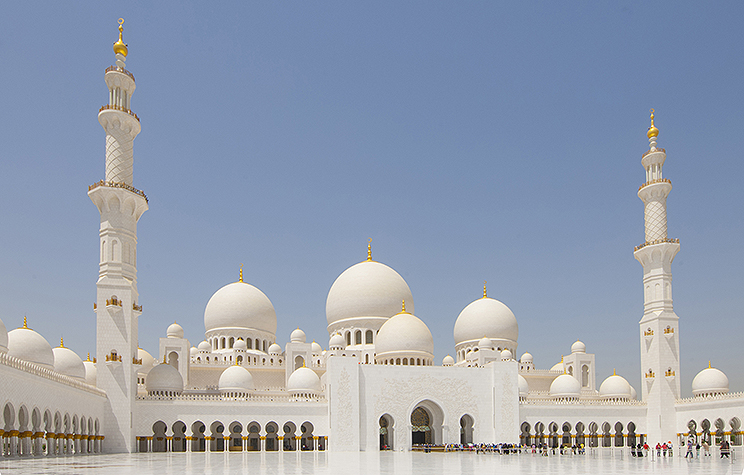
[7,325,54,369]
[442,355,455,366]
[501,349,513,361]
[138,348,156,374]
[287,367,321,394]
[204,281,277,334]
[167,322,184,339]
[311,341,322,354]
[0,317,7,352]
[83,359,97,386]
[599,372,631,399]
[478,336,493,350]
[454,297,518,346]
[571,340,586,354]
[550,373,581,399]
[190,346,198,357]
[629,385,637,400]
[145,363,183,394]
[375,312,433,357]
[520,352,533,364]
[218,365,255,392]
[52,344,86,380]
[268,343,282,355]
[326,260,414,326]
[329,333,346,349]
[518,374,529,397]
[550,360,564,371]
[234,338,247,350]
[290,328,306,343]
[198,340,212,351]
[692,365,729,397]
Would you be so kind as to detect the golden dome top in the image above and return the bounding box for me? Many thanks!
[647,109,659,138]
[113,18,128,57]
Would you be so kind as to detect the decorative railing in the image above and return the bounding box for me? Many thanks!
[133,303,143,312]
[638,178,672,191]
[518,369,563,376]
[105,352,122,362]
[137,392,326,403]
[676,391,744,405]
[664,327,674,334]
[88,180,148,203]
[99,104,140,122]
[645,371,655,378]
[0,351,106,397]
[634,238,680,252]
[133,357,143,365]
[106,297,122,307]
[665,369,675,377]
[642,147,666,159]
[520,397,646,406]
[644,330,654,336]
[105,65,135,82]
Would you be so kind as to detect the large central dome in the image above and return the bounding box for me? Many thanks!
[326,260,413,327]
[204,281,277,334]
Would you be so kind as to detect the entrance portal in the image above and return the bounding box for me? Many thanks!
[411,407,431,445]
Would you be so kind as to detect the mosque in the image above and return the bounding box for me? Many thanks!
[1,21,742,457]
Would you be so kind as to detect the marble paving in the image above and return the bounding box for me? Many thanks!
[0,451,742,475]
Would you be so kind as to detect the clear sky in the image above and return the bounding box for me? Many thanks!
[1,2,742,398]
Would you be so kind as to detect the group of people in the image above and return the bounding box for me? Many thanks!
[443,443,521,454]
[685,438,731,459]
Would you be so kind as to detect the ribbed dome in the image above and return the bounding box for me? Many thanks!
[550,373,581,399]
[442,355,454,366]
[518,374,529,397]
[290,328,306,343]
[599,372,631,399]
[692,365,729,397]
[375,312,433,356]
[7,326,54,369]
[83,359,97,386]
[311,341,322,354]
[571,340,586,354]
[146,363,183,394]
[329,333,345,349]
[204,282,277,334]
[0,317,7,352]
[454,297,518,346]
[326,260,413,326]
[218,365,254,392]
[287,367,321,394]
[520,352,533,364]
[167,322,184,339]
[52,345,86,380]
[198,340,212,351]
[268,343,282,354]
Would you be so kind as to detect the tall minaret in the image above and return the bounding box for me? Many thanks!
[633,110,681,444]
[88,19,148,453]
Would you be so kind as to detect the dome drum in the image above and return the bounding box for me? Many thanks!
[205,328,275,354]
[455,339,516,363]
[326,317,389,344]
[375,350,434,366]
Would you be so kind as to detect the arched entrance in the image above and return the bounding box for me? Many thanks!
[379,414,394,450]
[460,415,474,445]
[410,400,444,447]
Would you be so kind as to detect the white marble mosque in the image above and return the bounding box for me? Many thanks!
[1,20,743,458]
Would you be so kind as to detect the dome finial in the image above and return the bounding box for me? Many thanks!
[613,368,616,376]
[239,263,244,283]
[709,360,712,369]
[647,108,659,139]
[367,238,372,261]
[113,18,128,57]
[22,316,28,329]
[483,281,487,298]
[87,352,91,362]
[401,299,407,313]
[60,337,64,348]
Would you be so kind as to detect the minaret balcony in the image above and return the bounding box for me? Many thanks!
[105,297,124,316]
[663,326,675,339]
[642,147,666,159]
[89,180,148,203]
[98,104,140,122]
[105,65,135,82]
[638,178,671,192]
[634,238,679,252]
[105,351,123,366]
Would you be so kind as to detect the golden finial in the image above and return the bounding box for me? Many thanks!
[709,361,712,369]
[87,353,91,362]
[647,108,659,139]
[613,368,616,376]
[22,316,28,329]
[401,299,408,313]
[60,337,64,348]
[367,238,372,261]
[163,355,167,364]
[560,355,563,362]
[239,264,244,283]
[483,281,487,299]
[113,18,128,57]
[302,359,306,368]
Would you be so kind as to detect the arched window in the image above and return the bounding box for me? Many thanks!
[345,332,351,346]
[366,330,373,344]
[581,365,589,387]
[229,337,234,348]
[247,338,252,349]
[396,358,401,365]
[221,337,226,349]
[355,330,362,345]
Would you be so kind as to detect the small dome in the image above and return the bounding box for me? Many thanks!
[268,343,282,355]
[501,349,513,361]
[167,322,184,339]
[478,336,493,350]
[375,311,433,357]
[204,281,277,334]
[0,317,7,352]
[138,348,156,374]
[692,364,729,397]
[629,385,637,400]
[83,358,97,386]
[311,341,322,354]
[329,333,346,349]
[518,374,529,397]
[7,324,54,369]
[520,352,533,364]
[550,373,581,399]
[290,328,306,343]
[550,361,564,372]
[218,365,254,392]
[190,347,198,357]
[287,367,321,394]
[53,344,86,380]
[145,363,183,394]
[599,372,631,399]
[442,355,455,366]
[326,260,414,327]
[571,340,586,354]
[454,297,518,347]
[234,338,247,350]
[198,340,212,351]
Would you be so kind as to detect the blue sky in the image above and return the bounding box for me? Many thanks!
[1,2,742,397]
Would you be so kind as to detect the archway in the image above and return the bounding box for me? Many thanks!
[247,422,260,451]
[601,422,611,447]
[294,355,305,371]
[731,418,742,446]
[410,400,444,447]
[265,422,279,451]
[614,422,624,447]
[687,420,698,443]
[561,422,572,447]
[190,421,206,452]
[210,421,225,452]
[548,422,559,449]
[172,421,187,452]
[152,421,167,452]
[588,422,598,447]
[300,422,314,450]
[228,421,243,451]
[535,422,545,447]
[168,351,179,369]
[627,422,636,447]
[575,422,585,447]
[460,415,474,445]
[520,422,532,446]
[283,422,297,451]
[380,414,394,450]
